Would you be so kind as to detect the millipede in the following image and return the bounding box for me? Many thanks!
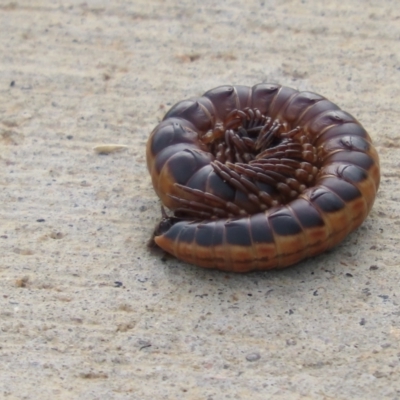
[146,83,380,272]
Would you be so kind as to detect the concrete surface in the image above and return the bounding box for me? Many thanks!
[1,0,399,399]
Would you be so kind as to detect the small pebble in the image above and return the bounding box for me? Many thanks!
[93,144,128,154]
[246,352,260,362]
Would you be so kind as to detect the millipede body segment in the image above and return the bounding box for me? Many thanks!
[146,84,380,272]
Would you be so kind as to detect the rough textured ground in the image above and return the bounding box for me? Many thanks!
[1,1,400,399]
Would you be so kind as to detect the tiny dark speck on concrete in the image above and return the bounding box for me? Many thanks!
[138,339,151,350]
[378,294,389,301]
[36,218,45,222]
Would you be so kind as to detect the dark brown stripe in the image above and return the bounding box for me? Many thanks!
[207,172,236,202]
[283,91,324,123]
[309,188,345,213]
[162,220,192,242]
[186,165,213,193]
[289,198,325,228]
[296,99,340,126]
[225,218,252,246]
[151,121,197,156]
[195,222,216,247]
[251,83,280,115]
[320,177,362,202]
[154,143,198,174]
[308,110,356,134]
[204,86,239,120]
[315,122,368,145]
[234,85,253,109]
[327,136,370,153]
[249,214,274,244]
[211,220,225,246]
[163,99,196,120]
[176,223,197,244]
[166,149,211,185]
[268,86,297,118]
[324,151,374,171]
[338,164,368,184]
[269,208,303,236]
[163,101,213,132]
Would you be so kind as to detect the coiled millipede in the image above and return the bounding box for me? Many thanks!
[146,83,380,272]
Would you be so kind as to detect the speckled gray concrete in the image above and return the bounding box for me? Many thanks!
[1,1,399,399]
